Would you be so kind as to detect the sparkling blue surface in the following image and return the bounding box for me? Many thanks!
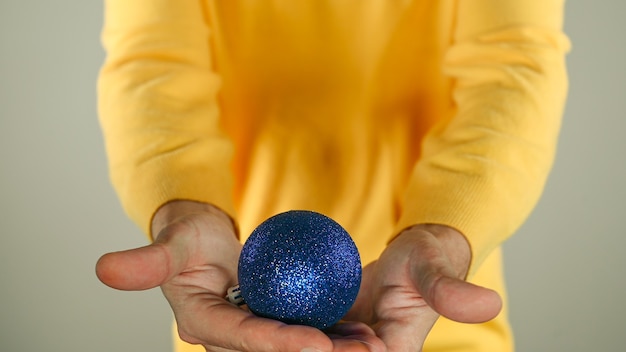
[238,210,362,329]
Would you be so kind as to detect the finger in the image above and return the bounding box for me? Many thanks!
[95,242,177,290]
[332,339,382,352]
[343,262,376,324]
[96,218,213,291]
[176,297,334,352]
[407,237,503,323]
[388,227,502,324]
[373,313,438,352]
[366,281,440,351]
[425,275,502,323]
[325,322,386,352]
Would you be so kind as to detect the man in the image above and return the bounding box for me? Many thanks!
[96,1,569,351]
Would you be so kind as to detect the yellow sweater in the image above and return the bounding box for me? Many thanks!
[98,1,569,351]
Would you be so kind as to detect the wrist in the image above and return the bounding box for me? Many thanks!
[151,200,237,241]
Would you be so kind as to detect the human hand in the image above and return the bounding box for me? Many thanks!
[96,201,384,352]
[344,224,502,352]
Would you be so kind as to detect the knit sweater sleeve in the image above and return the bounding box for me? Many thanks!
[393,0,570,276]
[98,0,235,239]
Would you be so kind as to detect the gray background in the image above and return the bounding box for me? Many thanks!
[1,1,624,351]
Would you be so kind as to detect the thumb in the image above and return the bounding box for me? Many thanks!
[402,226,503,323]
[95,242,177,291]
[419,275,502,324]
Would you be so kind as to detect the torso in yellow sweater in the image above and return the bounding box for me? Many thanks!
[98,1,569,350]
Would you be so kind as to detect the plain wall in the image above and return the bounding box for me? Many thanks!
[1,1,624,351]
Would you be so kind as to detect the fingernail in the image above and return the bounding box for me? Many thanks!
[300,348,323,352]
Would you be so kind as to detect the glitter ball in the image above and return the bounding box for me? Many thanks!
[238,210,362,329]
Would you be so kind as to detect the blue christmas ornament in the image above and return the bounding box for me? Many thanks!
[236,210,361,329]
